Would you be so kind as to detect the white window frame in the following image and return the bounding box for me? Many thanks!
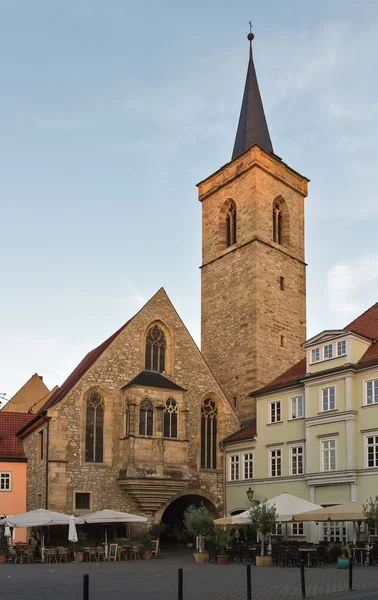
[269,401,281,424]
[243,452,253,480]
[290,395,304,419]
[320,386,336,412]
[0,472,11,492]
[275,523,282,535]
[291,523,304,536]
[321,438,337,472]
[324,343,333,360]
[365,379,378,406]
[365,433,378,469]
[289,444,304,475]
[337,340,346,356]
[229,454,240,481]
[269,447,282,477]
[311,348,321,363]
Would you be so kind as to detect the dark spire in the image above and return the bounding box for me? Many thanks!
[232,28,274,160]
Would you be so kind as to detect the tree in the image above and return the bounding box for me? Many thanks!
[363,496,378,533]
[183,504,213,553]
[248,502,278,556]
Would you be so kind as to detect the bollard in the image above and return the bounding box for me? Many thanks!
[349,557,353,591]
[300,559,306,599]
[178,568,183,600]
[246,562,252,600]
[83,574,89,600]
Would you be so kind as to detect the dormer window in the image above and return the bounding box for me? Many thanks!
[337,340,346,356]
[324,344,333,360]
[311,348,320,363]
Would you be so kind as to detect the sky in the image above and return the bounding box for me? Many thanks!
[1,0,378,399]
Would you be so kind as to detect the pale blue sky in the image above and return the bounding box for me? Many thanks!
[1,0,378,398]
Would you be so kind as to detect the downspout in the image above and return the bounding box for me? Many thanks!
[220,440,226,517]
[42,416,50,509]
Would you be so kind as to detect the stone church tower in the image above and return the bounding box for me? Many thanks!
[199,32,309,418]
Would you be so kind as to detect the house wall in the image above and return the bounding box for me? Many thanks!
[0,461,27,542]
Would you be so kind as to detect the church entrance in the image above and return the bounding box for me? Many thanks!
[160,494,219,548]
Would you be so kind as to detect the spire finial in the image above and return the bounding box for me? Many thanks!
[247,21,254,60]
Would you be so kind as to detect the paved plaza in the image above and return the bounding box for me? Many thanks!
[2,551,378,600]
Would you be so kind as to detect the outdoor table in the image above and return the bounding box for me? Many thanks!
[298,548,316,567]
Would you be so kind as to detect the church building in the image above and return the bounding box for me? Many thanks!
[18,32,309,529]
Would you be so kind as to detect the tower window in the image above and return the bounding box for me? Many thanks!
[145,325,166,373]
[200,398,217,469]
[280,277,285,291]
[280,335,286,347]
[139,398,154,436]
[273,201,283,244]
[226,201,237,247]
[85,392,104,463]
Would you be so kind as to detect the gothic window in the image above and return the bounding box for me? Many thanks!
[85,392,104,463]
[200,398,217,469]
[125,404,131,436]
[226,201,237,247]
[139,398,154,436]
[272,201,283,244]
[164,398,178,438]
[145,325,166,373]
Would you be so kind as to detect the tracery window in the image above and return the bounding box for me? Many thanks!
[272,201,283,244]
[164,398,178,438]
[85,392,104,463]
[226,201,237,247]
[200,398,217,469]
[145,325,166,373]
[139,398,154,436]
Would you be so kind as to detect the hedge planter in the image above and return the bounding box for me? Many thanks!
[194,551,209,563]
[0,554,7,565]
[256,555,272,567]
[337,558,350,569]
[216,554,229,565]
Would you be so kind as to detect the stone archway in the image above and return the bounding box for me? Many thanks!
[159,493,219,548]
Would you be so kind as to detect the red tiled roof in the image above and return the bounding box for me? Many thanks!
[357,341,378,367]
[222,421,256,444]
[0,413,33,460]
[345,301,378,340]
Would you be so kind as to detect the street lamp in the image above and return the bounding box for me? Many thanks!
[246,487,254,502]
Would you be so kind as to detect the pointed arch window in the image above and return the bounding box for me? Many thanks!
[273,201,283,245]
[139,399,154,436]
[164,398,178,438]
[226,201,237,247]
[145,325,166,373]
[85,392,104,463]
[200,398,217,469]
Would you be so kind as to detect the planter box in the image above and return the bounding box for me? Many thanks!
[256,555,272,567]
[337,558,350,569]
[0,554,7,565]
[216,554,229,565]
[193,551,209,563]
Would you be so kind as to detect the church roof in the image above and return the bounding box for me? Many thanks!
[121,370,186,391]
[232,32,273,161]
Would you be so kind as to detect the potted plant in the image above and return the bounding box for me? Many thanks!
[249,502,278,566]
[214,529,230,565]
[183,504,213,563]
[0,526,8,564]
[75,531,88,562]
[141,534,154,559]
[328,543,350,568]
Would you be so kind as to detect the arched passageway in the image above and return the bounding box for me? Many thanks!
[160,494,219,548]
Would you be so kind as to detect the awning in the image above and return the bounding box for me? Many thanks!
[78,509,147,524]
[293,502,366,522]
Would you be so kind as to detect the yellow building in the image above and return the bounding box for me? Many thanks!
[223,302,378,542]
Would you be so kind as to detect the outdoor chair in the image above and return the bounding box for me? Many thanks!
[129,545,142,560]
[239,545,250,564]
[23,549,35,564]
[8,547,20,564]
[88,547,98,562]
[276,545,288,567]
[45,548,58,564]
[311,546,327,568]
[58,548,70,563]
[96,547,105,561]
[287,546,300,567]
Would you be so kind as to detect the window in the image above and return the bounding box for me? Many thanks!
[243,453,253,480]
[164,398,178,438]
[290,395,303,419]
[116,524,130,539]
[323,518,347,543]
[74,492,91,511]
[275,523,282,535]
[337,340,346,356]
[290,445,304,475]
[0,472,11,491]
[366,379,378,405]
[280,335,286,347]
[280,277,285,291]
[322,386,335,411]
[321,438,336,471]
[145,325,166,373]
[229,455,239,481]
[273,201,283,244]
[270,401,281,423]
[38,430,44,461]
[311,348,320,363]
[139,399,154,436]
[269,448,282,477]
[291,523,304,536]
[226,201,237,247]
[85,392,104,463]
[200,398,217,469]
[324,344,333,360]
[366,434,378,468]
[125,404,130,436]
[37,493,42,508]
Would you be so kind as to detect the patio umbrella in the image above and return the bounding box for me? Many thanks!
[68,515,78,543]
[293,502,366,522]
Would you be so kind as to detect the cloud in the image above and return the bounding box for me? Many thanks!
[326,255,378,318]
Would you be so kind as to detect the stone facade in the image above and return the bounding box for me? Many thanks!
[199,145,308,419]
[20,289,239,522]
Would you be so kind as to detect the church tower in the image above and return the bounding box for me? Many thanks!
[198,31,309,418]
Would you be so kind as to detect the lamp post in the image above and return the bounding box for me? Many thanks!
[246,487,254,503]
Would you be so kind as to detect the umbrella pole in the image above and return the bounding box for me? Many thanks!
[41,528,45,563]
[105,528,108,560]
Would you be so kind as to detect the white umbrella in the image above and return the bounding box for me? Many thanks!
[4,526,11,538]
[68,515,78,543]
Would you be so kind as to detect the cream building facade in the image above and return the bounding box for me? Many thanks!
[223,303,378,542]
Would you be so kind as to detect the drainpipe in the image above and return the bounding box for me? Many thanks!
[220,440,226,517]
[42,416,50,509]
